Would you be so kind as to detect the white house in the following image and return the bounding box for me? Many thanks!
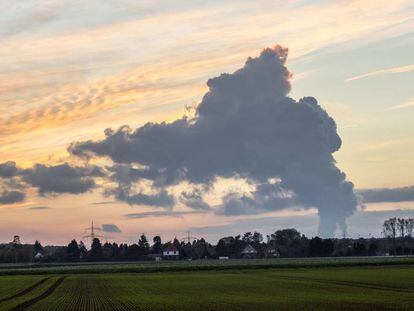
[240,244,258,259]
[162,242,179,259]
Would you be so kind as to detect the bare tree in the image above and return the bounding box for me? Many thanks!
[406,218,414,238]
[383,218,397,255]
[397,218,406,238]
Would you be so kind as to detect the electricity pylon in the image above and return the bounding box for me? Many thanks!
[83,221,104,241]
[181,231,197,244]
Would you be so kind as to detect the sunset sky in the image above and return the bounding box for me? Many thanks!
[1,0,413,245]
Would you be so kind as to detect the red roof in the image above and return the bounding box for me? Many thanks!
[162,243,178,252]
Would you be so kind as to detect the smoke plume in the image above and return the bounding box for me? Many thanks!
[69,46,358,237]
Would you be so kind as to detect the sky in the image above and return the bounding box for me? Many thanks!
[0,0,413,245]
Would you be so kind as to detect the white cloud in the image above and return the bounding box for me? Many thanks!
[345,64,414,82]
[385,97,414,111]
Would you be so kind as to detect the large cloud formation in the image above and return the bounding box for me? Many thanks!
[69,46,358,237]
[20,163,104,195]
[0,161,19,178]
[0,161,26,204]
[359,186,414,203]
[0,162,102,203]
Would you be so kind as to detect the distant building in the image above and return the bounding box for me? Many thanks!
[219,237,234,246]
[240,244,258,259]
[43,245,66,258]
[265,245,280,258]
[12,235,21,245]
[34,252,43,260]
[147,253,163,261]
[4,235,23,249]
[162,242,179,259]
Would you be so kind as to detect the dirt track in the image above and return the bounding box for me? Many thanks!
[0,277,50,304]
[10,277,65,311]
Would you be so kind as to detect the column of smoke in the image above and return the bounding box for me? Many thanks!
[69,45,359,237]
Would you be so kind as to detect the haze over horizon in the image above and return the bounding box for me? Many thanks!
[1,0,413,245]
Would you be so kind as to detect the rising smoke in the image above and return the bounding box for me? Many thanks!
[69,45,358,237]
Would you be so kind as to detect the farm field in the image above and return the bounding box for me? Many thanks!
[0,256,413,275]
[0,265,413,310]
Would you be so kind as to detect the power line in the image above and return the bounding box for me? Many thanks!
[180,231,197,244]
[83,221,104,241]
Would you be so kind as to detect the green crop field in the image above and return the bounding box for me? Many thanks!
[0,256,413,276]
[0,263,413,310]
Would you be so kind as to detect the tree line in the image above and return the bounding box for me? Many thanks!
[382,217,414,255]
[0,217,413,263]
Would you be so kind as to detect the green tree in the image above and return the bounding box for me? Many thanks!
[34,240,43,254]
[79,241,88,259]
[269,229,303,257]
[368,242,378,256]
[111,242,120,259]
[216,238,233,257]
[67,240,80,260]
[353,241,366,256]
[252,232,263,244]
[89,238,103,260]
[102,242,113,260]
[242,232,253,243]
[138,234,150,259]
[152,236,162,254]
